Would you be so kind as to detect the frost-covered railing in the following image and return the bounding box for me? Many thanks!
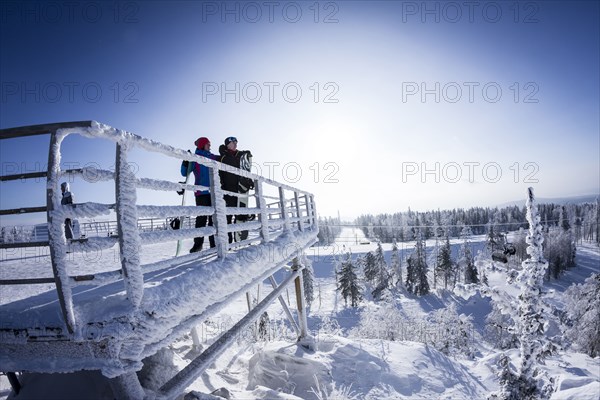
[0,121,318,335]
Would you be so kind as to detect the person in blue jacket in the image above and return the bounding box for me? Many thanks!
[181,137,218,253]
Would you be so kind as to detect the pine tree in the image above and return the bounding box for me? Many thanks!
[486,223,498,253]
[406,230,430,295]
[463,248,478,284]
[390,239,402,287]
[564,273,600,357]
[258,312,270,341]
[514,188,553,398]
[436,235,454,289]
[559,206,571,231]
[474,251,489,285]
[489,353,522,400]
[372,242,391,300]
[362,251,377,284]
[337,252,362,307]
[430,235,440,289]
[300,254,315,308]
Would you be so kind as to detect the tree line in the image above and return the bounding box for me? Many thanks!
[353,200,599,245]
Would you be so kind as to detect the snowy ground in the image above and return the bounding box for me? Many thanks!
[1,228,599,399]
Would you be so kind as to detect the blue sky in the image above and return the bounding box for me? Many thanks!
[1,1,599,224]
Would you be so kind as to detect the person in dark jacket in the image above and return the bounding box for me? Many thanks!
[218,136,253,243]
[61,182,74,240]
[182,137,219,253]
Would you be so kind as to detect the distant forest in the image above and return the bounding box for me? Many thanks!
[318,200,599,245]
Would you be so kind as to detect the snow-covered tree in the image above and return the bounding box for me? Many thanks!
[563,273,600,357]
[372,242,391,300]
[390,239,402,287]
[429,235,440,289]
[362,251,377,284]
[258,312,270,341]
[436,236,455,289]
[543,225,576,280]
[300,254,315,308]
[429,303,475,358]
[489,353,526,400]
[514,188,553,398]
[458,225,477,284]
[405,230,430,296]
[460,241,479,284]
[512,228,528,262]
[559,205,570,232]
[337,252,362,307]
[474,251,489,285]
[351,301,403,341]
[486,223,499,253]
[485,301,518,350]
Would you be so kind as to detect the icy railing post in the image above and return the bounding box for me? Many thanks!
[209,166,228,258]
[304,194,311,227]
[46,131,76,334]
[279,186,291,233]
[114,142,144,307]
[311,195,319,231]
[255,179,270,242]
[294,191,304,232]
[291,257,309,340]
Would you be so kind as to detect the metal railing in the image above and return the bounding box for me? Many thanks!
[0,121,319,336]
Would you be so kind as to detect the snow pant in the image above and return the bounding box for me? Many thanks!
[194,194,215,249]
[224,194,237,243]
[236,192,249,241]
[64,218,73,240]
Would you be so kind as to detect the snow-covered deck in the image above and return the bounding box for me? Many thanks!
[1,229,317,376]
[0,122,319,397]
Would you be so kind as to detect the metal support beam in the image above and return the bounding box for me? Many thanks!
[269,275,300,336]
[158,269,302,400]
[292,259,309,339]
[6,372,21,395]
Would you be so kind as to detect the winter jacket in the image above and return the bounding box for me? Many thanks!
[218,145,253,194]
[181,148,218,196]
[60,182,74,205]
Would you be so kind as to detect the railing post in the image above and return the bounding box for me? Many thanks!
[310,194,319,231]
[294,191,303,232]
[279,186,291,233]
[292,258,309,339]
[191,326,202,351]
[46,131,76,334]
[305,194,317,230]
[115,142,144,307]
[255,180,270,242]
[210,165,228,258]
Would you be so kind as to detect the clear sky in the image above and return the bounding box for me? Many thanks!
[1,1,598,224]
